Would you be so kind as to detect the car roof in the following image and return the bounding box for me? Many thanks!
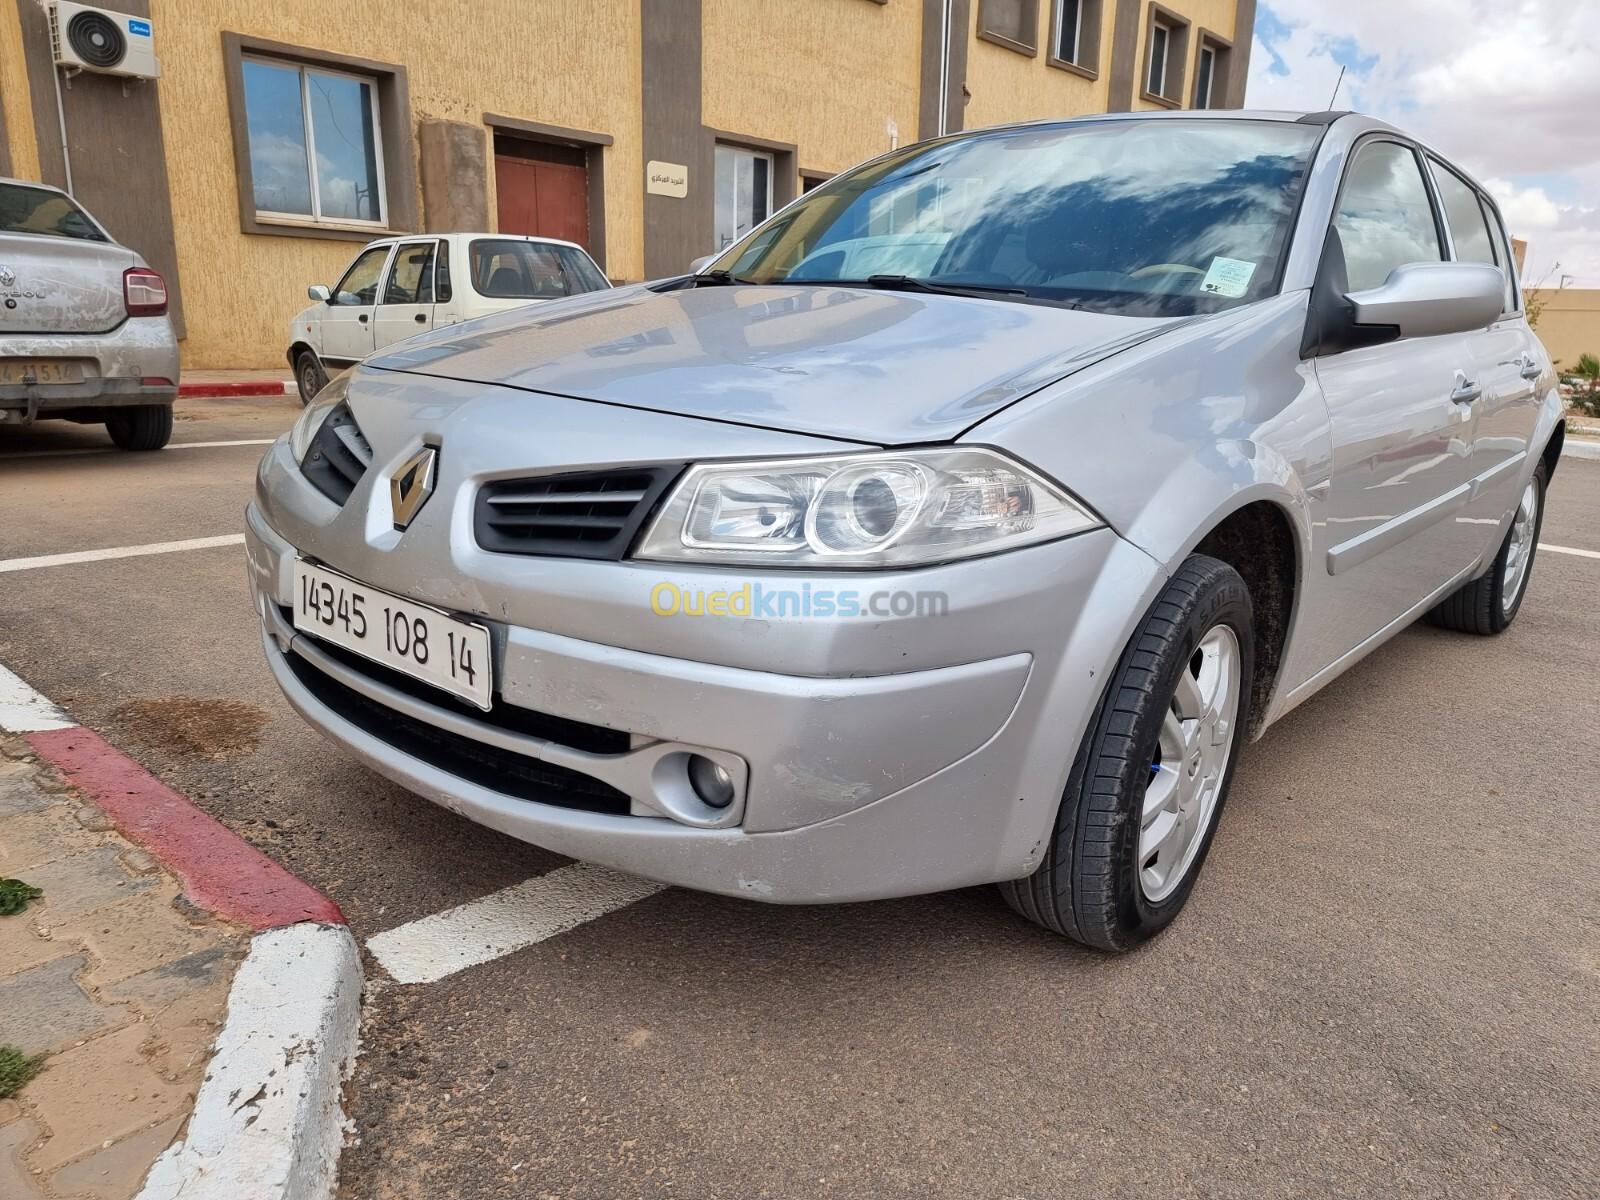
[364,232,592,254]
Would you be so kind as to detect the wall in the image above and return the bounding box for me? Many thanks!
[701,0,923,176]
[964,6,1111,129]
[1529,289,1600,371]
[1,1,40,179]
[150,0,643,369]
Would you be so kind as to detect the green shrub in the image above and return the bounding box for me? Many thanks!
[0,1045,44,1098]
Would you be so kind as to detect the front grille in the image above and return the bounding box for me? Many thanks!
[301,402,372,505]
[474,465,683,560]
[282,621,631,815]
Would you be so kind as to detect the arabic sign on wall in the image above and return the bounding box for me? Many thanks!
[646,161,689,198]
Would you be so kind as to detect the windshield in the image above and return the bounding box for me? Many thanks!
[468,239,608,299]
[712,119,1321,316]
[0,183,108,243]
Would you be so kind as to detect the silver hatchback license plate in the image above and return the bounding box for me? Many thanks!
[292,559,492,710]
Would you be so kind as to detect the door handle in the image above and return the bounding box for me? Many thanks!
[414,313,427,323]
[1519,354,1541,381]
[358,313,368,323]
[1450,374,1481,405]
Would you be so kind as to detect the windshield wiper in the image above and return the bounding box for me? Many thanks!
[862,274,1029,299]
[686,268,753,287]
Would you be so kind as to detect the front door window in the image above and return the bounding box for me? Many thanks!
[714,145,774,251]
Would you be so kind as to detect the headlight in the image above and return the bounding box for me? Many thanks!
[289,371,350,463]
[634,448,1101,568]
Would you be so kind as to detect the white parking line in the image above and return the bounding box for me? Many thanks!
[0,534,246,574]
[0,438,275,460]
[0,662,74,732]
[366,863,666,984]
[1543,542,1600,561]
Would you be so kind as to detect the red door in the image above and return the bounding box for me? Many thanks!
[494,156,589,248]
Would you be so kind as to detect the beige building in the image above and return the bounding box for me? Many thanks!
[0,0,1254,369]
[1527,288,1600,371]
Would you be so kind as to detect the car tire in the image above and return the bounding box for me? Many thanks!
[295,350,328,407]
[1000,555,1255,951]
[105,404,174,451]
[1425,461,1546,636]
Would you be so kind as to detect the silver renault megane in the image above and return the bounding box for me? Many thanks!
[248,111,1562,950]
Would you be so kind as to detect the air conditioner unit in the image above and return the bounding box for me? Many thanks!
[49,2,161,81]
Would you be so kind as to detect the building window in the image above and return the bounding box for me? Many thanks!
[1054,0,1082,62]
[1140,5,1190,105]
[715,144,774,251]
[1147,21,1171,95]
[223,33,416,241]
[1191,34,1231,108]
[976,0,1039,55]
[1048,0,1101,74]
[1194,43,1216,107]
[242,58,386,225]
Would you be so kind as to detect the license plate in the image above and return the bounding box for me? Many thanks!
[292,560,493,710]
[0,360,84,385]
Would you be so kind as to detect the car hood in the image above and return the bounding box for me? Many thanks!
[366,283,1175,444]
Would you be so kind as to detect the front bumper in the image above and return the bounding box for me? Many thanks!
[246,438,1166,902]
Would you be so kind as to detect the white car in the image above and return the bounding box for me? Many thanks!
[286,232,610,404]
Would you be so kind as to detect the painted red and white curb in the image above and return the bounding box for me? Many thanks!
[0,662,360,1200]
[177,379,295,399]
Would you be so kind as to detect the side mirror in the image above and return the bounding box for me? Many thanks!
[307,284,331,303]
[688,254,716,274]
[1347,262,1504,340]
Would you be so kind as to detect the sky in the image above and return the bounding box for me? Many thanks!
[1246,0,1600,288]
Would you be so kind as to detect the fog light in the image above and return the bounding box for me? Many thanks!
[687,754,735,808]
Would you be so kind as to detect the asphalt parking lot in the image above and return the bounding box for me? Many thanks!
[2,397,1597,1200]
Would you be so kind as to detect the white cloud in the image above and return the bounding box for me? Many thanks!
[1247,1,1600,284]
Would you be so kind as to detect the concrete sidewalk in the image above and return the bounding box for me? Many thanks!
[0,737,245,1200]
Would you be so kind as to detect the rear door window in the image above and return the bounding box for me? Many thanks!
[1430,159,1497,268]
[1333,141,1443,292]
[382,241,437,305]
[1478,197,1520,314]
[468,239,608,298]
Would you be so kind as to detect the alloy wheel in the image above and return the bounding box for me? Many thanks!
[1500,480,1539,615]
[1140,624,1242,902]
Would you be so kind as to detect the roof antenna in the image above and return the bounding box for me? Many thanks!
[1327,65,1346,110]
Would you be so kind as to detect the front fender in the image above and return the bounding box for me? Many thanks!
[970,292,1331,572]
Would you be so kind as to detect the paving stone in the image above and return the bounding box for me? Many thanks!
[0,1117,48,1200]
[0,770,56,817]
[22,847,156,922]
[0,806,101,871]
[23,1024,191,1175]
[108,945,233,1010]
[0,908,72,975]
[49,1114,184,1200]
[0,955,127,1056]
[54,886,221,987]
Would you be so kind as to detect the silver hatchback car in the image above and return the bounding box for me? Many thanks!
[249,111,1561,950]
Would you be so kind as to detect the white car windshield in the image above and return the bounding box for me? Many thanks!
[0,182,108,243]
[712,118,1322,317]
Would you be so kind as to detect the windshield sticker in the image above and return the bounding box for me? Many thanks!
[1200,256,1257,298]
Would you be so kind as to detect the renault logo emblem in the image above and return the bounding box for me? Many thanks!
[390,446,437,530]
